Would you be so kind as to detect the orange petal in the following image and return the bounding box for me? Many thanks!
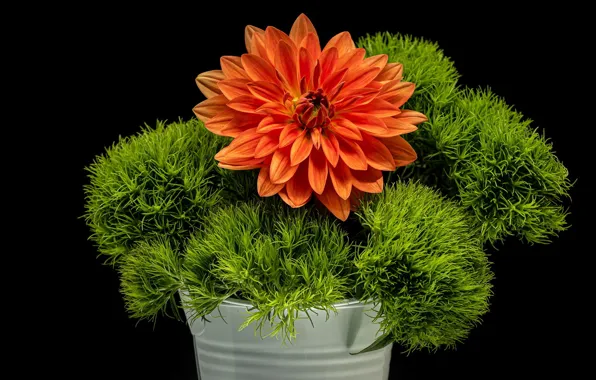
[270,146,300,184]
[346,98,401,118]
[379,81,416,108]
[265,26,296,67]
[323,31,355,57]
[257,166,284,196]
[219,162,262,170]
[360,133,396,171]
[245,25,265,54]
[226,95,266,113]
[362,54,388,70]
[196,70,225,98]
[343,112,389,135]
[321,67,348,94]
[299,47,314,87]
[343,65,382,91]
[275,41,300,96]
[217,78,251,100]
[255,101,292,116]
[278,187,310,208]
[379,136,417,166]
[241,54,279,83]
[311,127,322,149]
[250,31,269,61]
[316,181,350,221]
[375,63,403,82]
[395,110,428,125]
[308,147,328,194]
[381,117,418,137]
[330,118,363,141]
[337,135,368,170]
[221,112,264,137]
[204,109,234,136]
[337,48,366,70]
[301,32,321,62]
[255,130,281,158]
[289,13,317,46]
[318,47,338,84]
[321,132,340,167]
[286,162,313,206]
[329,159,353,200]
[279,123,304,148]
[256,115,290,133]
[247,81,285,102]
[290,131,313,166]
[193,95,228,123]
[220,56,250,80]
[352,166,384,193]
[215,128,261,163]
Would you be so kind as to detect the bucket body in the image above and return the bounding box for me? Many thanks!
[184,298,392,380]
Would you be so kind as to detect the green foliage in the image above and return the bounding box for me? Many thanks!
[182,200,354,342]
[83,119,229,263]
[359,33,572,245]
[120,238,182,321]
[416,89,571,244]
[355,181,493,352]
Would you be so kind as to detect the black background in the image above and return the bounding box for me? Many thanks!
[57,2,590,379]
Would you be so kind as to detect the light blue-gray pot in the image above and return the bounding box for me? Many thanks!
[182,297,392,380]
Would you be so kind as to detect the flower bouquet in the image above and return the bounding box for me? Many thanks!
[84,14,572,380]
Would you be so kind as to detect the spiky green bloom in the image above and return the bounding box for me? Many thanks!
[182,200,354,342]
[83,119,229,263]
[355,181,493,353]
[120,238,182,321]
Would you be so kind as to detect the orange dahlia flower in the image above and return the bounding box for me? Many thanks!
[193,14,426,220]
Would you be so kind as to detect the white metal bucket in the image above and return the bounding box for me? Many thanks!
[183,298,392,380]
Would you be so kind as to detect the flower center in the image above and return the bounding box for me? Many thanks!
[293,88,335,129]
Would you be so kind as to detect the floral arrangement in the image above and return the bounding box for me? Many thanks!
[84,14,571,353]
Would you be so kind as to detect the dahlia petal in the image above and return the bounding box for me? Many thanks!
[301,32,321,62]
[343,65,382,91]
[346,99,401,118]
[256,115,290,133]
[270,147,300,184]
[379,136,417,166]
[279,123,304,148]
[395,110,428,125]
[362,54,388,70]
[360,133,396,171]
[289,13,317,46]
[328,81,345,103]
[193,95,228,123]
[278,187,310,208]
[308,147,328,194]
[311,127,322,149]
[204,109,234,136]
[321,67,348,94]
[290,131,313,166]
[286,161,313,206]
[275,41,300,96]
[245,25,265,55]
[318,47,338,84]
[329,159,353,200]
[337,48,366,70]
[215,129,261,163]
[381,117,418,137]
[316,181,350,221]
[255,101,292,116]
[218,162,262,170]
[299,47,314,87]
[220,56,250,80]
[323,31,355,57]
[221,113,264,137]
[379,81,416,108]
[330,118,363,141]
[217,79,251,99]
[196,70,225,98]
[312,61,321,89]
[337,135,368,170]
[375,63,403,82]
[351,166,384,193]
[321,132,340,167]
[258,166,284,197]
[255,130,281,158]
[247,81,285,102]
[250,32,269,61]
[342,113,388,135]
[226,95,266,113]
[333,87,379,107]
[265,26,296,66]
[241,54,279,83]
